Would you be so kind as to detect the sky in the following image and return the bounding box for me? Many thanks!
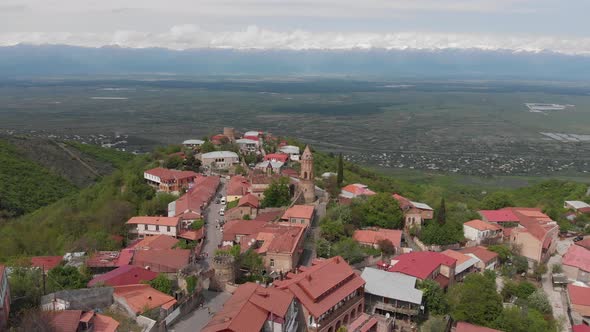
[1,0,590,54]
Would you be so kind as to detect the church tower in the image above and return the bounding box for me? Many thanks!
[300,145,316,203]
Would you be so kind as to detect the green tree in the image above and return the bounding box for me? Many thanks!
[512,256,529,274]
[419,221,464,245]
[331,238,364,264]
[183,153,201,172]
[492,307,551,332]
[526,289,552,315]
[241,249,265,276]
[261,177,291,207]
[165,155,183,169]
[436,198,446,225]
[47,266,90,292]
[448,273,502,326]
[186,276,198,294]
[320,219,346,242]
[200,141,216,153]
[8,267,44,320]
[481,192,514,210]
[419,279,448,315]
[316,238,331,258]
[324,175,341,199]
[359,193,403,229]
[488,245,512,263]
[140,192,178,216]
[190,219,204,230]
[420,316,447,332]
[337,153,344,186]
[532,262,547,281]
[377,239,396,256]
[149,273,173,295]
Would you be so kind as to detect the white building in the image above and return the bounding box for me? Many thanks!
[255,160,284,173]
[279,145,300,161]
[182,139,205,148]
[201,151,240,169]
[463,219,502,245]
[564,200,590,213]
[235,138,259,153]
[126,216,181,238]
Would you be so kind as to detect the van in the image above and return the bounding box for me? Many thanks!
[220,197,226,205]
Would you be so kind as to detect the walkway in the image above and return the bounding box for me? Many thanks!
[169,290,232,332]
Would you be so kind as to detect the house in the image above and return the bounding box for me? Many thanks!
[562,245,590,284]
[568,284,590,320]
[454,322,501,332]
[48,310,120,332]
[576,237,590,251]
[113,284,177,316]
[353,229,402,252]
[182,139,205,148]
[86,250,134,273]
[30,255,64,273]
[340,184,376,199]
[202,282,298,332]
[386,251,457,289]
[249,173,281,199]
[255,160,284,173]
[462,219,502,245]
[126,216,181,238]
[281,205,315,228]
[132,249,192,273]
[346,313,379,332]
[459,246,499,271]
[565,201,590,214]
[274,256,366,332]
[227,175,250,202]
[573,325,590,332]
[392,194,434,230]
[243,130,263,141]
[478,208,520,225]
[201,151,239,170]
[143,167,198,193]
[361,267,423,319]
[279,145,301,161]
[225,194,260,220]
[88,265,159,287]
[236,138,259,153]
[41,288,114,312]
[168,175,220,226]
[222,219,268,247]
[0,265,9,331]
[264,153,290,163]
[441,250,479,282]
[507,208,559,264]
[240,223,307,274]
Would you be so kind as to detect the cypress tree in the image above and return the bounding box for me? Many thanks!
[436,198,446,225]
[337,153,344,186]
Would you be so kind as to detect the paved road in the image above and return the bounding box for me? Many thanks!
[170,290,232,332]
[199,178,227,269]
[541,237,573,332]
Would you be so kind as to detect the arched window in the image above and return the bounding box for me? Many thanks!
[304,171,308,179]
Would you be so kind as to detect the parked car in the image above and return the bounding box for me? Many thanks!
[219,207,225,216]
[574,235,584,242]
[220,197,226,205]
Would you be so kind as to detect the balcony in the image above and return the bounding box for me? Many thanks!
[317,293,363,328]
[373,301,420,316]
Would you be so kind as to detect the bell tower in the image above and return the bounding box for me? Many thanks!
[300,145,315,203]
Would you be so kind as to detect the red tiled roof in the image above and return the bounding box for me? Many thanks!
[281,169,299,177]
[126,216,180,227]
[576,237,590,250]
[86,251,133,268]
[132,249,191,273]
[93,313,120,332]
[459,246,498,264]
[144,167,198,182]
[244,223,306,255]
[174,176,220,216]
[30,256,63,272]
[478,209,520,223]
[463,219,501,231]
[274,256,365,318]
[392,193,413,210]
[353,228,402,248]
[88,265,159,287]
[388,251,456,280]
[133,234,179,250]
[49,310,83,332]
[281,205,314,220]
[202,282,294,332]
[455,322,501,332]
[441,250,473,266]
[579,207,590,214]
[563,245,590,272]
[179,228,205,241]
[113,284,176,314]
[227,175,250,196]
[222,219,267,242]
[348,313,378,332]
[341,184,376,197]
[573,325,590,332]
[238,194,260,209]
[254,210,283,222]
[568,284,590,306]
[264,153,289,163]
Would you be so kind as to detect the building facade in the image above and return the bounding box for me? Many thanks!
[201,151,240,170]
[299,145,316,204]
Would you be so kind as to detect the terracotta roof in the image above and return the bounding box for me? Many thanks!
[441,250,473,266]
[30,256,63,272]
[49,310,83,332]
[563,245,590,272]
[478,209,520,223]
[573,325,590,332]
[281,169,299,177]
[341,184,376,198]
[281,205,315,220]
[392,193,413,209]
[388,251,456,280]
[179,228,205,241]
[86,250,133,268]
[459,246,498,264]
[173,176,220,216]
[353,228,402,247]
[242,223,306,255]
[348,313,378,332]
[144,168,198,182]
[88,265,159,287]
[202,282,294,332]
[227,175,250,196]
[511,208,557,241]
[93,313,120,332]
[463,219,501,231]
[568,284,590,306]
[264,153,290,163]
[133,234,179,250]
[132,249,191,273]
[126,216,180,227]
[575,237,590,250]
[254,210,284,222]
[238,194,260,209]
[222,219,267,242]
[113,284,176,314]
[274,256,365,318]
[455,322,501,332]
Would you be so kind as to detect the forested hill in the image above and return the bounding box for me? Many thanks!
[0,136,128,219]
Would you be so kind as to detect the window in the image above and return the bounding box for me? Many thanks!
[156,225,160,231]
[270,259,275,267]
[167,226,171,232]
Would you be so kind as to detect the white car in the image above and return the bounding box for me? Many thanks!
[220,197,226,205]
[219,207,225,216]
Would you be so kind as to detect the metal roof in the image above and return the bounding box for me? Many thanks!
[361,267,423,305]
[182,139,204,145]
[565,200,590,210]
[236,138,258,144]
[411,201,433,210]
[202,151,239,159]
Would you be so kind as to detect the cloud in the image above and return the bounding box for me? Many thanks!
[2,25,590,55]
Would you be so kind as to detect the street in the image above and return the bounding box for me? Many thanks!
[541,237,573,332]
[200,177,227,269]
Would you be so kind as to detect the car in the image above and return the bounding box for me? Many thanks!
[220,197,226,205]
[574,235,584,242]
[216,199,220,204]
[219,207,225,216]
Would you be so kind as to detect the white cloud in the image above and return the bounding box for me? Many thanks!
[2,25,590,55]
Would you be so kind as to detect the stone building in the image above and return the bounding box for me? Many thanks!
[299,145,316,204]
